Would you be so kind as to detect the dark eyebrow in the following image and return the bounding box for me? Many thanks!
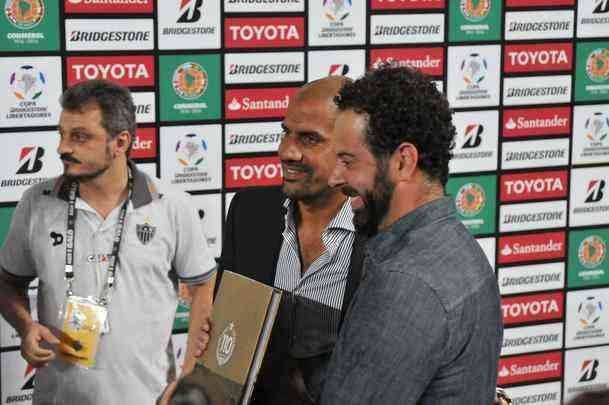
[337,151,355,159]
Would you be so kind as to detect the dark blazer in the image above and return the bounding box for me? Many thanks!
[217,187,365,325]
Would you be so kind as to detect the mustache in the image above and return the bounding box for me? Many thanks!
[281,161,312,174]
[340,186,360,198]
[60,153,81,164]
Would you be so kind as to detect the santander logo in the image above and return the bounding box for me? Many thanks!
[225,88,298,119]
[497,352,562,386]
[503,107,571,138]
[369,48,443,76]
[224,17,304,48]
[498,231,566,264]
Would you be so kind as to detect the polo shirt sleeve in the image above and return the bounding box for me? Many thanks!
[171,192,216,285]
[0,188,37,280]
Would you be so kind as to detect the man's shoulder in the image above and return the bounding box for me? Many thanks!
[394,218,496,310]
[21,178,63,205]
[230,187,285,213]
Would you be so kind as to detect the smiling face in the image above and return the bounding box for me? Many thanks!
[278,93,339,204]
[329,109,395,236]
[57,104,122,181]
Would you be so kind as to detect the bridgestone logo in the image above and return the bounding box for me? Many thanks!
[503,333,560,348]
[1,177,47,187]
[374,25,441,35]
[229,64,300,75]
[574,206,609,214]
[6,393,33,403]
[501,273,561,287]
[69,31,150,41]
[503,211,564,224]
[512,392,558,404]
[162,27,215,35]
[505,150,565,161]
[508,21,570,32]
[581,17,609,24]
[506,86,569,98]
[228,132,282,144]
[453,151,493,159]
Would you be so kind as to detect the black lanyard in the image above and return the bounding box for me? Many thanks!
[64,173,133,305]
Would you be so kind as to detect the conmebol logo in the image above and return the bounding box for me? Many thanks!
[503,107,571,138]
[225,156,282,188]
[497,351,562,385]
[501,292,564,325]
[498,231,566,264]
[224,17,304,48]
[500,170,568,202]
[504,43,572,73]
[67,56,154,87]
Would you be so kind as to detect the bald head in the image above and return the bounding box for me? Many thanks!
[278,76,351,204]
[296,76,351,104]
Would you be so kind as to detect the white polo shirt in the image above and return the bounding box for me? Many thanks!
[0,163,216,405]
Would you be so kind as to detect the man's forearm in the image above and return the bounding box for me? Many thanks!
[0,274,33,337]
[182,272,216,375]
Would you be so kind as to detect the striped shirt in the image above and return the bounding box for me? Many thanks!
[274,197,355,311]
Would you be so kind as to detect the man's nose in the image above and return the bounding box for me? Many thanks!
[328,164,346,188]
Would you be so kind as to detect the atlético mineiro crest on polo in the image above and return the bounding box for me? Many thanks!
[136,218,156,245]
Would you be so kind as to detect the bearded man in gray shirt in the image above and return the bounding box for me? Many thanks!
[321,65,503,404]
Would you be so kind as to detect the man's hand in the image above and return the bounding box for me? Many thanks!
[21,321,59,367]
[158,380,179,405]
[194,318,211,358]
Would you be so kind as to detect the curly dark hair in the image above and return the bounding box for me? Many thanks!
[335,65,455,186]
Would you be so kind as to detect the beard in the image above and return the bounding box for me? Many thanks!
[61,144,113,182]
[281,162,333,204]
[343,164,394,237]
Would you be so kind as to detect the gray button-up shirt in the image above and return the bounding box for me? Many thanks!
[321,197,503,405]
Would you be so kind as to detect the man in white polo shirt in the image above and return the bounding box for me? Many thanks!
[0,80,216,404]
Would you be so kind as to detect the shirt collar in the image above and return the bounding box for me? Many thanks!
[366,197,455,260]
[47,160,158,209]
[283,197,355,233]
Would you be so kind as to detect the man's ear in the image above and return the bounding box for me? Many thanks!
[391,142,418,182]
[114,130,132,157]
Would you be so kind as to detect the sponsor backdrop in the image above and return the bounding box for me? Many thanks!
[1,0,609,403]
